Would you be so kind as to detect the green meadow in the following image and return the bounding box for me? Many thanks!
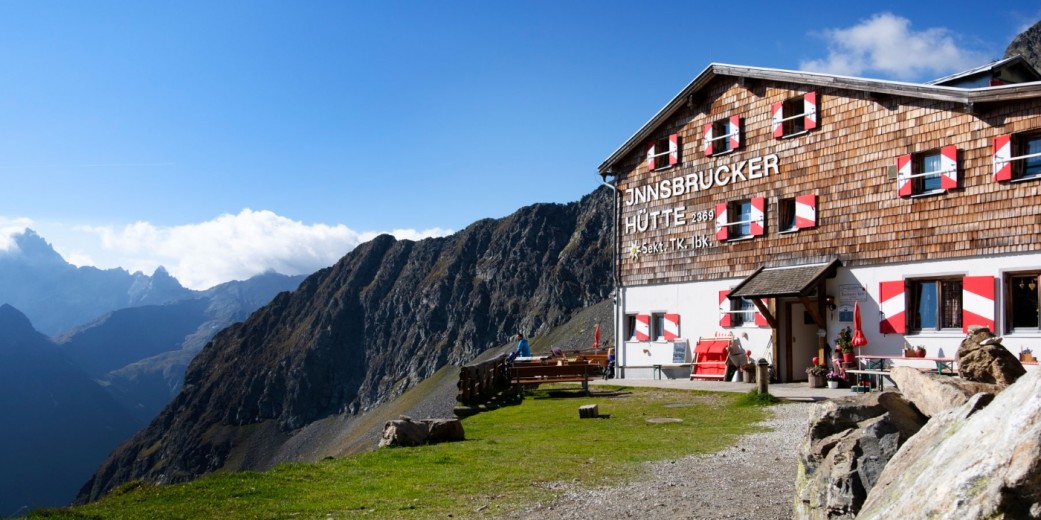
[35,386,775,519]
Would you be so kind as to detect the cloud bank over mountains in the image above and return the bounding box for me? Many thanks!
[0,210,451,290]
[800,13,989,80]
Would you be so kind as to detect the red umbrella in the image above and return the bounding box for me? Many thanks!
[593,322,601,350]
[851,301,868,347]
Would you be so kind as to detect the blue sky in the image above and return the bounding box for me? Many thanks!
[1,1,1039,289]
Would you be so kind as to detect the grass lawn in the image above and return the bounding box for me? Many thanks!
[34,386,773,519]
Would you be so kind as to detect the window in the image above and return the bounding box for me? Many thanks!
[994,132,1041,182]
[732,298,757,327]
[776,194,817,233]
[703,116,740,156]
[897,146,958,197]
[651,312,665,340]
[645,133,679,170]
[771,92,817,138]
[714,197,765,241]
[625,314,638,341]
[909,279,963,331]
[1006,273,1040,332]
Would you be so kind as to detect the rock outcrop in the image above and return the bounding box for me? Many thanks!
[79,187,614,502]
[887,366,1001,418]
[858,369,1041,518]
[957,326,1025,387]
[794,393,927,519]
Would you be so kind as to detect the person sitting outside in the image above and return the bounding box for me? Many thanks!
[516,333,531,358]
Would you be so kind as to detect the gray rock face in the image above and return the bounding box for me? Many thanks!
[795,393,926,519]
[1006,19,1041,73]
[888,366,1001,418]
[957,326,1026,387]
[79,187,615,502]
[857,368,1041,518]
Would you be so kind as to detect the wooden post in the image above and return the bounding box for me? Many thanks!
[756,358,769,395]
[579,404,599,419]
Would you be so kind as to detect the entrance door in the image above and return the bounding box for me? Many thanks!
[785,301,820,382]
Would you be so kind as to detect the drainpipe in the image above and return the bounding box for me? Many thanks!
[599,172,622,377]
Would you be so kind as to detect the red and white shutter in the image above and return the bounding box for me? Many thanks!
[896,154,913,198]
[962,276,995,333]
[770,102,784,138]
[719,291,732,328]
[668,133,679,166]
[754,299,769,327]
[750,197,765,237]
[803,92,818,131]
[714,203,728,241]
[879,281,906,334]
[703,123,714,156]
[663,313,680,341]
[729,115,741,150]
[940,145,958,189]
[646,141,656,171]
[795,194,817,229]
[634,314,650,341]
[994,134,1012,182]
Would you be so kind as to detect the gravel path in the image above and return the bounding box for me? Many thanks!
[499,401,814,520]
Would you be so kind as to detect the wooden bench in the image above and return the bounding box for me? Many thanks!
[844,369,895,391]
[624,364,693,379]
[511,362,594,393]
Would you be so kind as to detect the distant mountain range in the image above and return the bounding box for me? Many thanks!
[0,230,193,336]
[0,229,306,515]
[79,187,614,502]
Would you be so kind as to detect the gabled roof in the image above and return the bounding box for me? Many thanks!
[598,63,1041,175]
[927,55,1041,86]
[728,260,841,300]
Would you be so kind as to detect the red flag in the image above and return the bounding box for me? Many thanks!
[593,322,601,350]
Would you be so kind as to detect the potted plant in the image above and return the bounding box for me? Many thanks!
[903,345,915,357]
[1021,348,1035,363]
[826,370,844,389]
[915,345,926,358]
[806,365,827,388]
[836,327,855,363]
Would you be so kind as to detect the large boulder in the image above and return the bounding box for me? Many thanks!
[958,326,1026,387]
[888,366,1002,417]
[378,416,465,448]
[795,393,927,519]
[858,368,1041,518]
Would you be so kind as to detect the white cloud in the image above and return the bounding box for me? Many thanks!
[0,217,35,252]
[800,13,988,80]
[76,210,452,290]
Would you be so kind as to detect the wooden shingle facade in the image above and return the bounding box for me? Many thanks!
[599,63,1041,382]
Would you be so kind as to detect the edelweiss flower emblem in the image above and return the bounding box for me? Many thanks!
[628,241,640,261]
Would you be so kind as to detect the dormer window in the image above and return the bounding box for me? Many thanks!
[645,133,679,170]
[703,116,741,156]
[771,92,818,138]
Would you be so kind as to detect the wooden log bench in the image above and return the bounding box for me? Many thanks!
[511,362,594,393]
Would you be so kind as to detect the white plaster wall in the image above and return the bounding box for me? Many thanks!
[615,251,1041,379]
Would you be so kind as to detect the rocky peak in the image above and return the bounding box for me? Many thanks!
[1005,19,1041,72]
[79,186,615,501]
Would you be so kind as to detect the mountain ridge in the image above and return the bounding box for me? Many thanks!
[79,186,614,501]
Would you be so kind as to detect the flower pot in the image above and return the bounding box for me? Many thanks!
[843,352,855,363]
[916,350,926,358]
[827,380,840,389]
[808,374,825,388]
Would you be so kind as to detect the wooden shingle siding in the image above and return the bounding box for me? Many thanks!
[615,77,1041,286]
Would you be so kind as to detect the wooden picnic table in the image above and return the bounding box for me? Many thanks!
[848,355,958,391]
